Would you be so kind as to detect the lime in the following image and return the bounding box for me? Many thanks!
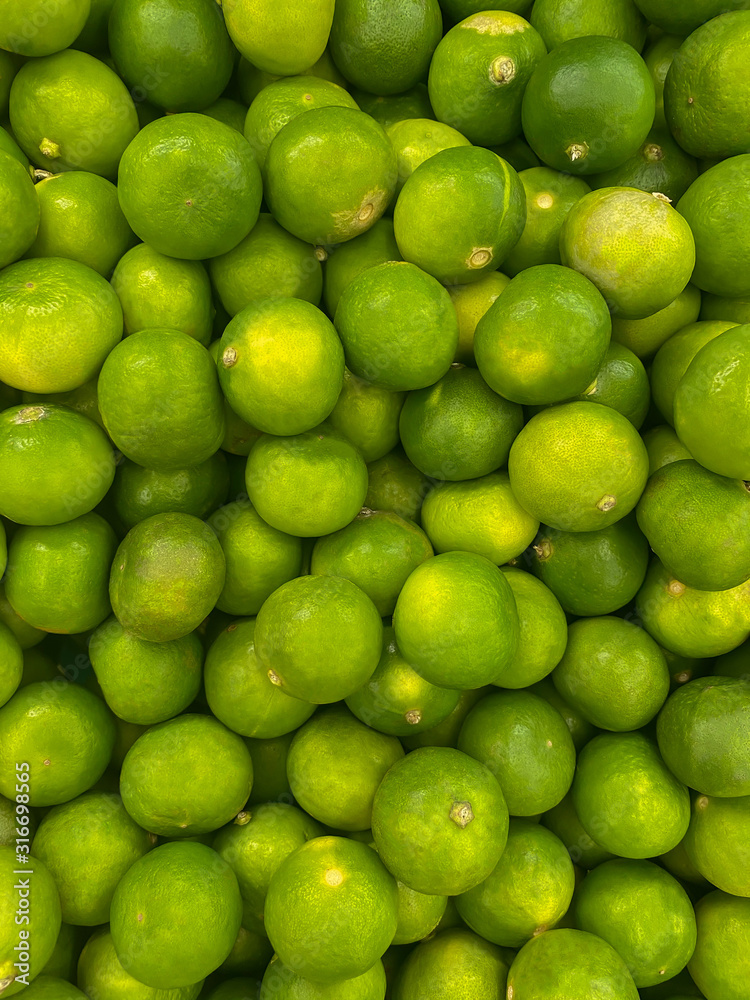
[327,369,404,463]
[0,55,21,118]
[393,147,526,284]
[365,448,429,524]
[0,623,22,709]
[393,551,520,689]
[447,272,509,365]
[261,955,385,1000]
[350,82,434,128]
[0,125,27,168]
[644,426,694,475]
[111,243,214,344]
[98,329,224,470]
[323,219,401,318]
[217,929,272,981]
[572,732,690,858]
[204,618,314,738]
[392,928,511,1000]
[0,257,122,393]
[650,320,737,425]
[400,687,490,752]
[0,0,90,56]
[0,404,115,526]
[643,32,682,130]
[475,264,611,405]
[701,292,750,324]
[386,118,471,201]
[560,187,696,319]
[118,114,262,259]
[202,98,248,134]
[685,794,750,896]
[428,11,546,146]
[14,977,85,999]
[0,681,114,806]
[0,150,39,270]
[393,885,447,946]
[441,0,533,20]
[570,340,650,428]
[245,423,368,536]
[610,283,701,360]
[208,214,323,317]
[333,261,459,391]
[311,509,433,616]
[372,746,509,895]
[531,0,647,50]
[108,0,234,112]
[110,841,242,989]
[265,107,396,246]
[541,792,615,870]
[508,402,649,531]
[458,689,576,816]
[713,640,750,681]
[287,705,403,830]
[32,791,152,925]
[264,836,398,983]
[0,846,61,996]
[688,891,750,1000]
[38,921,86,982]
[222,0,334,76]
[573,859,696,987]
[497,568,568,689]
[78,927,203,1000]
[89,616,203,725]
[0,582,44,651]
[521,36,654,174]
[244,733,293,804]
[588,129,699,204]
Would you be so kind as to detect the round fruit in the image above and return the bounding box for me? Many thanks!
[530,0,647,50]
[323,218,401,317]
[0,0,90,56]
[498,568,568,689]
[611,283,701,360]
[688,891,750,1000]
[77,928,203,1000]
[448,271,510,364]
[261,956,386,1000]
[111,453,229,530]
[0,149,39,270]
[0,846,61,996]
[684,793,750,896]
[571,340,651,428]
[387,118,471,201]
[393,928,511,1000]
[327,368,404,463]
[222,0,334,76]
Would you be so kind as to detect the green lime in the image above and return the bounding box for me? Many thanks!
[393,551,520,689]
[0,681,114,806]
[688,891,750,1000]
[0,846,61,996]
[521,36,654,174]
[441,0,533,20]
[386,118,471,201]
[659,837,708,889]
[264,835,398,983]
[611,283,701,360]
[684,793,750,896]
[0,623,22,709]
[393,884,447,946]
[569,340,650,428]
[311,509,432,616]
[265,107,396,246]
[201,98,248,134]
[560,187,696,319]
[118,114,262,259]
[393,147,526,284]
[643,31,682,130]
[531,0,647,50]
[392,928,511,1000]
[0,56,21,118]
[572,732,690,858]
[0,404,115,526]
[0,0,90,56]
[15,977,85,999]
[209,214,323,317]
[323,219,401,318]
[713,640,750,681]
[644,425,694,475]
[334,261,459,391]
[372,746,509,895]
[0,257,123,393]
[0,149,38,270]
[447,271,510,366]
[0,125,27,168]
[541,791,615,869]
[349,83,434,128]
[508,402,649,531]
[327,369,404,463]
[0,582,44,650]
[222,0,334,76]
[110,841,242,989]
[38,921,86,983]
[701,292,750,324]
[255,575,382,704]
[573,859,696,987]
[365,447,429,524]
[109,512,226,642]
[89,616,202,725]
[111,243,214,344]
[244,733,293,806]
[400,687,491,752]
[588,129,699,204]
[217,928,272,981]
[458,689,576,816]
[522,678,597,751]
[496,568,567,689]
[21,377,104,430]
[428,11,546,146]
[261,955,385,1000]
[651,319,737,425]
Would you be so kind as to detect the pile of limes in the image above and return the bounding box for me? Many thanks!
[1,1,750,998]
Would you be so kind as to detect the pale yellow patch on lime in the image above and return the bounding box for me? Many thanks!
[536,193,554,209]
[667,579,686,597]
[324,868,344,887]
[464,14,527,35]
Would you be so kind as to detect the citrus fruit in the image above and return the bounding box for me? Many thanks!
[364,447,430,524]
[120,714,252,837]
[333,261,459,391]
[78,927,203,1000]
[684,793,750,896]
[688,891,750,1000]
[98,329,224,469]
[0,623,22,709]
[0,582,44,651]
[110,840,242,989]
[399,366,524,479]
[208,500,303,617]
[643,32,682,130]
[701,292,750,324]
[222,0,335,76]
[475,264,611,405]
[109,0,234,112]
[588,128,699,204]
[393,551,520,690]
[109,512,225,642]
[202,98,248,134]
[32,791,153,926]
[552,616,670,731]
[245,423,368,536]
[428,11,546,146]
[541,792,615,870]
[351,82,434,129]
[345,625,461,737]
[0,404,115,526]
[254,575,382,704]
[0,846,61,996]
[521,36,654,175]
[89,615,203,725]
[323,218,401,317]
[496,568,567,689]
[508,402,649,531]
[656,675,750,797]
[311,509,433,616]
[643,425,694,475]
[0,0,90,56]
[0,681,114,806]
[393,146,526,284]
[218,298,344,436]
[674,325,750,480]
[264,835,398,983]
[265,107,397,246]
[287,704,403,831]
[531,0,647,50]
[0,55,21,117]
[637,459,750,591]
[458,689,576,816]
[447,271,510,365]
[5,513,116,634]
[371,746,509,895]
[327,369,404,463]
[393,884,448,946]
[676,154,750,298]
[457,819,574,947]
[386,118,471,201]
[573,859,697,987]
[261,955,385,1000]
[610,283,701,360]
[208,214,324,317]
[400,687,490,752]
[636,0,750,33]
[0,125,27,168]
[421,472,539,565]
[0,149,39,270]
[572,732,690,858]
[13,977,86,999]
[570,340,650,427]
[111,243,214,344]
[118,114,262,259]
[0,257,122,393]
[392,927,511,1000]
[560,187,696,319]
[9,50,138,177]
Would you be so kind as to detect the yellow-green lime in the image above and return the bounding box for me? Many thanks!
[701,292,750,324]
[588,128,699,204]
[447,272,510,366]
[0,0,90,57]
[0,623,22,709]
[0,846,61,996]
[261,956,385,1000]
[0,149,39,270]
[350,83,434,129]
[497,568,568,689]
[401,687,490,752]
[541,792,615,870]
[643,31,682,130]
[392,928,511,1000]
[0,582,44,651]
[222,0,335,76]
[684,793,750,896]
[610,282,701,359]
[643,424,693,475]
[327,369,404,463]
[386,118,471,200]
[570,340,650,428]
[392,886,448,947]
[202,98,249,134]
[364,447,429,524]
[78,928,203,1000]
[323,218,401,318]
[688,891,750,1000]
[0,125,27,168]
[530,0,647,50]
